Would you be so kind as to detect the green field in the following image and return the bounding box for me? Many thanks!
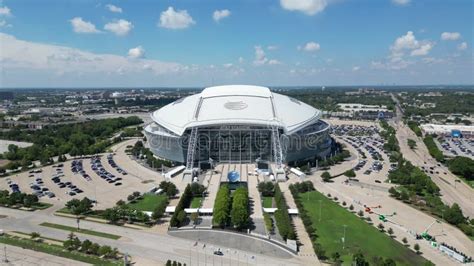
[126,194,168,212]
[0,235,121,265]
[299,191,429,265]
[40,222,121,240]
[190,197,203,208]
[262,197,273,208]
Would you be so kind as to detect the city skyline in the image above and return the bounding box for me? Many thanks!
[0,0,472,88]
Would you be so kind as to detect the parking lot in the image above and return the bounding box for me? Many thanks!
[438,137,474,159]
[331,122,393,186]
[0,154,159,209]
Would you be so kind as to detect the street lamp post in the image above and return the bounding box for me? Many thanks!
[319,200,322,222]
[3,245,8,263]
[342,225,348,250]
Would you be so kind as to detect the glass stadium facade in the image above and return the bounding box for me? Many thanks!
[144,85,332,168]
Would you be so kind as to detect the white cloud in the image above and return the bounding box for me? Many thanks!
[213,9,230,22]
[106,4,122,13]
[159,7,195,29]
[392,0,410,6]
[410,43,433,56]
[441,32,461,41]
[298,41,321,52]
[253,46,268,66]
[457,42,468,51]
[0,6,11,16]
[267,45,278,50]
[223,63,233,68]
[0,19,11,28]
[352,66,360,71]
[0,32,181,77]
[128,46,145,59]
[390,31,433,58]
[253,46,281,66]
[391,31,419,51]
[422,57,444,64]
[69,17,101,34]
[268,59,282,65]
[280,0,328,15]
[104,19,133,36]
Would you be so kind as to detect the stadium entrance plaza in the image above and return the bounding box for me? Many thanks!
[1,121,473,265]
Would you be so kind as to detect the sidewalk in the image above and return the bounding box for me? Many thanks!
[278,182,321,265]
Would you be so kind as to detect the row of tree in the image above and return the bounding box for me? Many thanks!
[388,161,473,237]
[170,184,193,227]
[448,156,474,181]
[0,190,39,208]
[423,135,445,162]
[129,141,172,168]
[212,185,231,228]
[63,232,120,260]
[289,181,327,260]
[230,187,250,229]
[274,184,296,240]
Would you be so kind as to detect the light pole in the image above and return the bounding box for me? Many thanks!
[319,200,322,222]
[342,225,348,250]
[3,245,8,263]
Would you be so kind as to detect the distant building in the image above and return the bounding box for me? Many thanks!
[328,103,394,120]
[420,124,474,138]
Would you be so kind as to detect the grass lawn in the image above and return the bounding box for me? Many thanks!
[33,202,53,210]
[0,235,121,265]
[299,191,429,266]
[126,194,168,212]
[262,197,273,208]
[40,222,121,240]
[190,197,203,208]
[459,176,474,188]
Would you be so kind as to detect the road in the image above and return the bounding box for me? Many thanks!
[391,93,474,218]
[0,206,306,266]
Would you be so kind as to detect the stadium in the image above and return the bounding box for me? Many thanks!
[144,85,332,171]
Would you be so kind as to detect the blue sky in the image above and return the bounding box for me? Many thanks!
[0,0,472,87]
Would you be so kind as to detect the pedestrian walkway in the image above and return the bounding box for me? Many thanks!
[279,182,321,265]
[202,170,220,209]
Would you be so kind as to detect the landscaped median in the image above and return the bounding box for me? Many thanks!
[289,181,431,266]
[40,222,121,240]
[0,233,122,265]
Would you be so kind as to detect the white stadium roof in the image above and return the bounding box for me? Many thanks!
[151,85,321,136]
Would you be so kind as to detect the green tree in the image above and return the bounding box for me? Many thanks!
[344,169,356,178]
[98,245,113,258]
[103,207,121,224]
[30,232,40,240]
[414,243,421,254]
[230,187,249,229]
[88,243,100,255]
[387,227,394,237]
[81,239,92,253]
[402,237,408,245]
[352,250,369,266]
[212,185,231,228]
[321,171,332,182]
[448,156,474,181]
[407,139,417,149]
[388,187,400,198]
[444,203,466,225]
